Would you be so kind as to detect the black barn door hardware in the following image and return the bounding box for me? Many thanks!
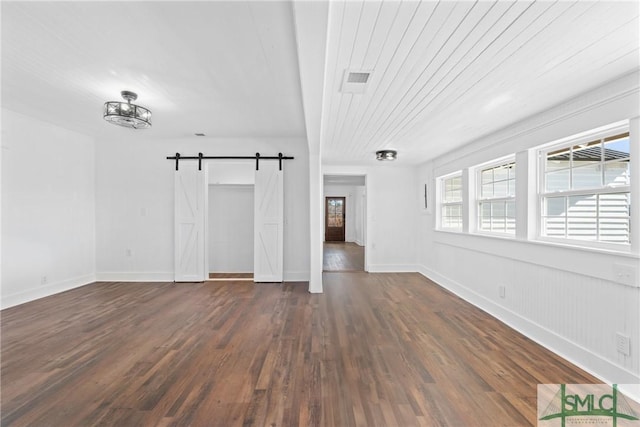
[167,152,294,171]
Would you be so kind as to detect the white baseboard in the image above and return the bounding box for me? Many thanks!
[417,264,640,401]
[95,272,174,282]
[367,264,418,273]
[96,271,310,283]
[1,274,96,309]
[284,270,310,282]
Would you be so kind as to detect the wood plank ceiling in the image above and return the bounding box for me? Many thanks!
[321,1,639,164]
[1,1,638,165]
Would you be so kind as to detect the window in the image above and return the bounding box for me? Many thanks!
[540,129,630,244]
[440,173,463,231]
[477,160,516,234]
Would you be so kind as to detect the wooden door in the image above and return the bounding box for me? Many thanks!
[325,197,345,242]
[254,162,284,282]
[174,162,206,282]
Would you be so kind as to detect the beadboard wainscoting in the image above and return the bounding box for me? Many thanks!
[419,241,639,390]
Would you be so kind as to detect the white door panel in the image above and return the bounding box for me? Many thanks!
[254,162,283,282]
[175,163,206,282]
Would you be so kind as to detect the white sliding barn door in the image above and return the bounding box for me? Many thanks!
[175,163,206,282]
[254,162,283,282]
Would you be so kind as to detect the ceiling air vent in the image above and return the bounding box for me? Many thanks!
[341,70,372,94]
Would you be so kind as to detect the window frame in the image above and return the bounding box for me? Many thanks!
[474,157,517,236]
[438,171,464,232]
[536,123,631,250]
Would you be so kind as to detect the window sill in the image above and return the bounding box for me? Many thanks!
[531,237,636,259]
[435,228,464,234]
[471,231,517,240]
[435,229,637,258]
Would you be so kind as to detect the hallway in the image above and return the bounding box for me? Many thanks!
[323,242,364,271]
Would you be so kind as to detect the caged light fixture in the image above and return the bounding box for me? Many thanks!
[103,91,152,129]
[376,149,397,161]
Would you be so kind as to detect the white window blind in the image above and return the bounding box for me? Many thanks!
[440,173,463,231]
[477,160,516,234]
[540,130,630,244]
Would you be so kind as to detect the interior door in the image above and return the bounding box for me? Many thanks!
[254,162,283,282]
[325,197,345,241]
[174,162,206,282]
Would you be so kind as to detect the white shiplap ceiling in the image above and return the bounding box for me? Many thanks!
[1,1,639,165]
[320,0,639,164]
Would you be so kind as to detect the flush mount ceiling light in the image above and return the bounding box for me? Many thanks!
[376,149,397,161]
[103,91,152,129]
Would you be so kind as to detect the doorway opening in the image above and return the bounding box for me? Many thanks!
[208,184,254,281]
[322,174,366,272]
[174,158,285,283]
[207,161,255,281]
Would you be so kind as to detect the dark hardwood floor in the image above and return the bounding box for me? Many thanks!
[323,242,364,271]
[208,272,253,280]
[1,273,601,426]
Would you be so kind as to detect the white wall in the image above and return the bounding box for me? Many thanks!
[208,185,254,273]
[323,184,362,243]
[354,186,365,246]
[208,161,255,185]
[95,136,309,282]
[367,167,418,272]
[322,165,418,272]
[417,72,640,389]
[1,109,96,308]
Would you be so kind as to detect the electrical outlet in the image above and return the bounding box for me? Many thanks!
[41,276,48,285]
[499,285,506,299]
[613,263,638,287]
[616,332,630,356]
[126,249,132,257]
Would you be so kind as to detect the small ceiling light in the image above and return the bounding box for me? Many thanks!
[103,91,152,129]
[376,149,397,161]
